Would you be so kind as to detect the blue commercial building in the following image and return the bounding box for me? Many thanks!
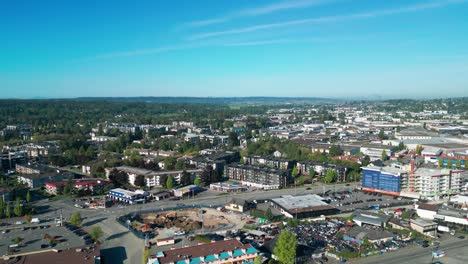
[361,166,406,195]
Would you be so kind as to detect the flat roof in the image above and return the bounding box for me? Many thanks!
[272,194,334,213]
[411,218,437,227]
[362,166,406,175]
[414,168,450,177]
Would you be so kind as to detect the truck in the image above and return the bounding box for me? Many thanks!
[437,225,450,233]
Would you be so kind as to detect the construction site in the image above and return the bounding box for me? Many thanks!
[127,207,250,239]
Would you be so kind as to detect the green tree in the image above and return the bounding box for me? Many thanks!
[291,166,299,177]
[274,230,297,264]
[265,208,273,221]
[12,237,23,245]
[90,226,104,244]
[397,142,405,151]
[85,145,95,160]
[142,248,150,264]
[164,156,177,170]
[134,175,146,187]
[14,198,23,217]
[254,255,262,264]
[438,158,444,168]
[362,155,370,166]
[70,211,82,226]
[329,145,343,157]
[378,129,385,140]
[0,197,4,218]
[194,177,201,187]
[415,145,424,155]
[166,176,174,189]
[447,159,453,168]
[5,202,11,218]
[26,191,31,203]
[381,150,388,161]
[455,159,461,169]
[324,169,337,183]
[64,178,73,195]
[175,159,186,170]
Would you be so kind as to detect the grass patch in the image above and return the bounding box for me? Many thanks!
[194,235,211,243]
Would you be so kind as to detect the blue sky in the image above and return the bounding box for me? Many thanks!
[1,0,468,99]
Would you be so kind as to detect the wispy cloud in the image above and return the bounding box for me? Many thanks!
[88,44,200,60]
[183,0,335,28]
[189,0,467,40]
[223,38,327,47]
[88,37,329,60]
[223,39,297,47]
[239,0,334,16]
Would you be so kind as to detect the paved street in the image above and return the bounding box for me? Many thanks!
[0,182,374,264]
[355,238,468,264]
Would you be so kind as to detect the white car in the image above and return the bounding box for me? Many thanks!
[174,231,185,236]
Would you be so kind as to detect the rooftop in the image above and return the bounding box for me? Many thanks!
[346,226,394,241]
[416,202,440,212]
[353,210,392,225]
[411,218,437,227]
[0,246,100,264]
[362,166,406,176]
[413,168,450,177]
[150,239,255,263]
[271,194,334,213]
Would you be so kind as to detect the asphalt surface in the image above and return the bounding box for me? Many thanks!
[354,237,468,264]
[0,182,418,264]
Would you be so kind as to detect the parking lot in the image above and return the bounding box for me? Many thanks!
[322,189,414,213]
[0,224,88,256]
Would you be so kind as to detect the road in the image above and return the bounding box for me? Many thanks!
[355,237,468,264]
[1,182,354,264]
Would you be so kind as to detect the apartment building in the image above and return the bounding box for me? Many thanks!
[224,164,291,189]
[412,168,464,199]
[361,166,407,196]
[243,155,294,170]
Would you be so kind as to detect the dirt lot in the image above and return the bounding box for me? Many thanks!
[140,208,249,236]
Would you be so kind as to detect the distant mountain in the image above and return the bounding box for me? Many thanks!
[73,96,339,104]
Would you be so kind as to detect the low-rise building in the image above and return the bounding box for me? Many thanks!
[147,239,258,264]
[113,166,204,188]
[0,245,101,264]
[410,219,438,237]
[225,198,249,213]
[352,211,392,228]
[107,188,148,204]
[209,182,247,193]
[435,208,468,226]
[271,194,337,219]
[173,185,203,197]
[344,226,394,244]
[45,182,65,195]
[361,144,396,161]
[415,202,440,220]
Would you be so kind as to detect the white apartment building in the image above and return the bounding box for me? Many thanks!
[412,168,464,199]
